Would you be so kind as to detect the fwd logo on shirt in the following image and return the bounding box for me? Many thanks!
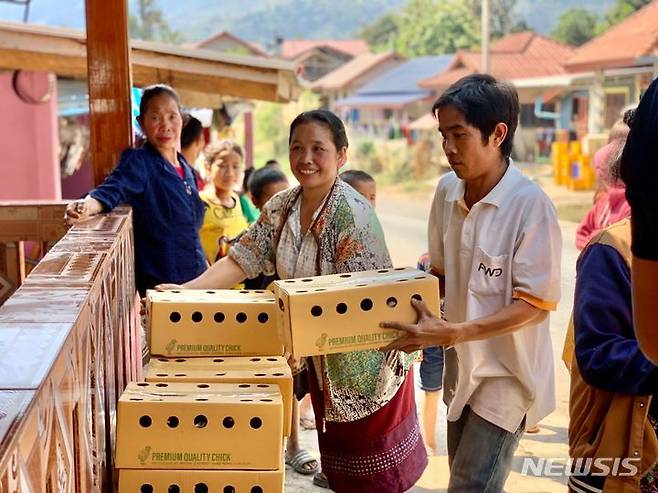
[478,263,503,278]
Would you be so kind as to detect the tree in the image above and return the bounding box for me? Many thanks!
[599,0,652,32]
[129,0,183,44]
[394,0,480,56]
[359,13,399,52]
[551,8,598,46]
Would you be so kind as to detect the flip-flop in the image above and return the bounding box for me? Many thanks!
[313,471,331,489]
[300,416,316,430]
[285,449,319,475]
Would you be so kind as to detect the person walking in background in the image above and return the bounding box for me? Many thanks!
[65,84,206,296]
[158,109,427,493]
[198,140,250,265]
[576,111,632,250]
[339,169,377,207]
[180,114,207,190]
[381,74,561,492]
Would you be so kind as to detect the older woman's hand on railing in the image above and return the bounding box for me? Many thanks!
[65,196,103,225]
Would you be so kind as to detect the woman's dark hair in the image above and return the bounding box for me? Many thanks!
[181,115,203,149]
[248,166,289,202]
[289,109,348,150]
[138,84,181,119]
[340,169,374,188]
[432,74,519,157]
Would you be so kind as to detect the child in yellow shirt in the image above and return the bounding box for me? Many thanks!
[199,140,249,264]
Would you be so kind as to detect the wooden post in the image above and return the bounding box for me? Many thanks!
[85,0,133,186]
[244,111,254,169]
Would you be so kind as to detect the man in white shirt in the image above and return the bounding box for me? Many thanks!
[382,74,561,492]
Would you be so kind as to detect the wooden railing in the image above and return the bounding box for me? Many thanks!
[0,204,141,492]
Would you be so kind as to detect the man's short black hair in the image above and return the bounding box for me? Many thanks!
[432,74,519,157]
[248,166,289,202]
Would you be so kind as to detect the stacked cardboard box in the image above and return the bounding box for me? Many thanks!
[117,268,439,491]
[117,290,290,492]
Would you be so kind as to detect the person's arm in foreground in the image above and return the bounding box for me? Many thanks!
[380,298,546,352]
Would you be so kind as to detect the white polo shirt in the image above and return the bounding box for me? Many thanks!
[428,164,561,433]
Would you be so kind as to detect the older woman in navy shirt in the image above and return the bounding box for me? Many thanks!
[65,84,206,294]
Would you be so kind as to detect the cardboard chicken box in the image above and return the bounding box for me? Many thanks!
[273,267,440,358]
[146,356,293,437]
[146,289,283,357]
[118,465,284,492]
[115,382,283,470]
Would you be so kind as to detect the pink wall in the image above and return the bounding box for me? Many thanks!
[0,71,61,200]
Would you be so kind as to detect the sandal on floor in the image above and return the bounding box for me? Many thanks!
[313,471,330,489]
[300,416,316,430]
[285,449,319,475]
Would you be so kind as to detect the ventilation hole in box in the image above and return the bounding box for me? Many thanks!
[311,305,323,317]
[158,358,168,362]
[273,373,284,376]
[284,280,295,283]
[224,487,236,493]
[267,358,277,361]
[250,358,261,362]
[250,417,263,429]
[241,399,253,402]
[315,288,327,292]
[251,487,263,493]
[194,415,208,428]
[215,372,226,376]
[197,384,210,389]
[191,311,203,323]
[339,274,351,278]
[167,416,179,428]
[360,298,373,311]
[155,383,168,388]
[396,279,407,282]
[195,398,208,402]
[301,278,312,282]
[169,312,181,323]
[336,303,348,314]
[378,269,389,273]
[278,299,285,311]
[236,312,247,323]
[139,415,152,428]
[239,384,251,388]
[223,417,235,429]
[255,290,265,293]
[414,276,426,280]
[260,399,272,402]
[168,485,180,493]
[297,290,308,293]
[387,297,398,308]
[412,294,423,302]
[257,384,269,388]
[174,373,186,377]
[129,398,143,401]
[205,291,215,294]
[214,312,225,323]
[156,373,168,377]
[213,358,225,363]
[194,484,208,493]
[175,358,186,363]
[136,383,149,387]
[258,313,269,324]
[140,485,153,493]
[356,284,367,287]
[394,267,406,271]
[171,290,181,293]
[255,373,266,377]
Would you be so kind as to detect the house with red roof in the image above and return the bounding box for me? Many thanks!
[279,39,370,82]
[563,0,658,135]
[419,32,576,161]
[311,51,405,110]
